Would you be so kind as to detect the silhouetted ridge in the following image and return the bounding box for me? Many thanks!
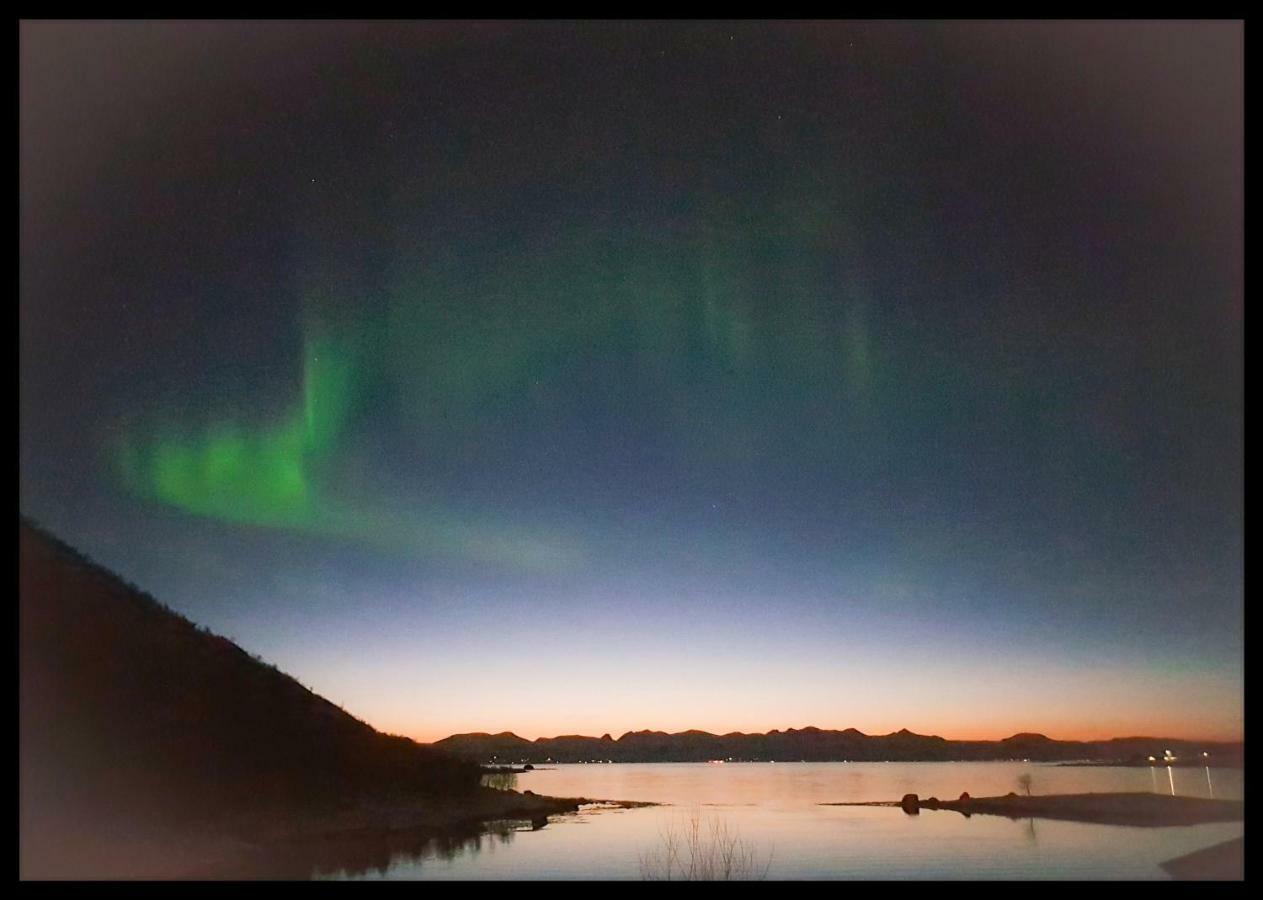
[432,724,1243,765]
[20,520,481,867]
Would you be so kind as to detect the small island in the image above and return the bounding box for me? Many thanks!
[826,791,1244,827]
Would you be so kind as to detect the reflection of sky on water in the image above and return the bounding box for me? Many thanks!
[318,763,1243,880]
[318,820,532,880]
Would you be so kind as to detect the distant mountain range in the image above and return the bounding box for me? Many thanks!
[433,728,1243,766]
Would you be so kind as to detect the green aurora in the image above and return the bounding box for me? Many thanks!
[107,197,1121,577]
[110,319,581,572]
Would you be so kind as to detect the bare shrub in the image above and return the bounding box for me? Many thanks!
[639,810,772,881]
[480,770,517,791]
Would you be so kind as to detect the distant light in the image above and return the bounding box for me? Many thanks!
[1148,756,1156,762]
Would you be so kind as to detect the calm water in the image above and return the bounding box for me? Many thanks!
[325,762,1243,880]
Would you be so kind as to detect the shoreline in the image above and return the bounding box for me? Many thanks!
[190,789,658,879]
[187,789,659,878]
[23,788,659,880]
[1160,837,1244,880]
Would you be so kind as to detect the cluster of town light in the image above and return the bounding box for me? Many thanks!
[1146,750,1211,765]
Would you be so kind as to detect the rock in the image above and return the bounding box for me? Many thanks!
[959,792,971,801]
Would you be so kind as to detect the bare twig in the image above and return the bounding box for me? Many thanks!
[639,810,771,881]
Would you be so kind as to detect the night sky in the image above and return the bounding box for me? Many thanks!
[20,21,1242,741]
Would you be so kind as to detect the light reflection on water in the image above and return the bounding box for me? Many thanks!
[326,762,1243,880]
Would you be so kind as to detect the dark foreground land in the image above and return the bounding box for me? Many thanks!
[32,787,651,878]
[28,788,648,879]
[1160,837,1244,880]
[829,792,1244,827]
[19,520,648,879]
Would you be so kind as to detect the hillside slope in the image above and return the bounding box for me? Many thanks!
[19,519,481,877]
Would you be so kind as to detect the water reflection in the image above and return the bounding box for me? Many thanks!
[196,818,543,879]
[318,820,536,880]
[1149,762,1222,800]
[320,763,1242,880]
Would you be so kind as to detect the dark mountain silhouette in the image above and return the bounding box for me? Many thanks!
[19,519,482,877]
[434,727,1243,766]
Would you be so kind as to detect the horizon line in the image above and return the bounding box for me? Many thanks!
[415,725,1245,746]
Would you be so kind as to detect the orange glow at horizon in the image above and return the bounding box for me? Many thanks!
[377,711,1244,747]
[350,671,1244,747]
[267,619,1243,751]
